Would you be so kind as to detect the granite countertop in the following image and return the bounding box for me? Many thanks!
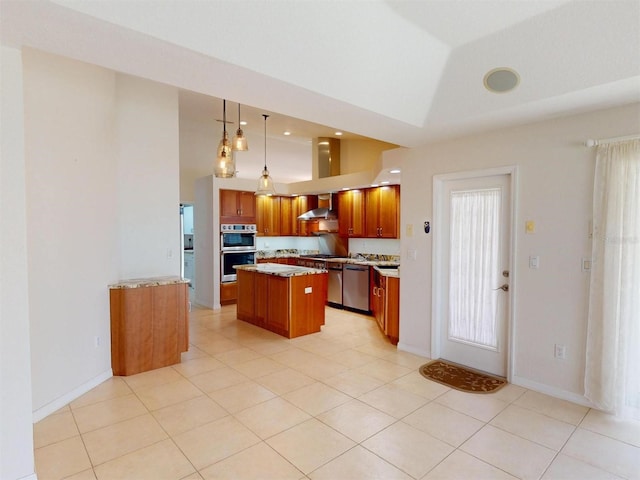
[109,276,190,289]
[373,265,400,278]
[235,263,327,278]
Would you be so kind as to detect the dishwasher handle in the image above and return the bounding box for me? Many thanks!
[344,265,368,271]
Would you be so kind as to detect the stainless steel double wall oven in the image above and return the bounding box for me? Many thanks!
[221,224,256,282]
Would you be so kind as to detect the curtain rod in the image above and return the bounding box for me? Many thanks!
[584,133,640,147]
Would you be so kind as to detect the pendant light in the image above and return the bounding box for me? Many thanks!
[232,103,248,151]
[213,99,236,178]
[255,114,276,196]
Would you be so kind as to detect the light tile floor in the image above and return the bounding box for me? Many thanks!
[34,305,640,479]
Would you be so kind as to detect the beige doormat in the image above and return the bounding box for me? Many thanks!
[419,359,507,394]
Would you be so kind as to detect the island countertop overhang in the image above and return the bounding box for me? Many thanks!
[234,263,326,277]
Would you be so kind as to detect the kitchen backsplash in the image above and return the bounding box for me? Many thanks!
[348,238,400,255]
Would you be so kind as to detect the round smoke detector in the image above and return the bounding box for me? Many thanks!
[483,67,520,93]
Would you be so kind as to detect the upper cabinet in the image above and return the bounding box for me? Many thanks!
[255,195,319,237]
[338,189,366,237]
[256,195,281,236]
[365,185,400,238]
[220,189,256,224]
[292,195,319,236]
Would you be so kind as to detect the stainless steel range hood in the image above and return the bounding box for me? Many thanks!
[298,193,337,220]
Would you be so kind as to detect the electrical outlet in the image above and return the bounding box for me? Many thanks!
[554,344,566,359]
[94,336,101,348]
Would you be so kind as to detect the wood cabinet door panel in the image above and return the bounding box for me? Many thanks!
[151,285,180,370]
[255,273,268,327]
[338,190,365,237]
[289,274,327,337]
[238,191,256,220]
[267,275,289,335]
[237,271,255,322]
[257,196,281,236]
[280,197,293,236]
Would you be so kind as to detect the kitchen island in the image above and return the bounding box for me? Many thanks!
[235,263,327,338]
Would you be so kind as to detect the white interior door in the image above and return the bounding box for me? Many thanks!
[435,173,512,377]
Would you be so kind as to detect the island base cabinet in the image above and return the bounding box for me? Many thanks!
[110,283,188,376]
[237,270,327,339]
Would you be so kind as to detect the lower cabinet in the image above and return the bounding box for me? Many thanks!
[220,281,237,305]
[371,271,399,345]
[110,281,189,376]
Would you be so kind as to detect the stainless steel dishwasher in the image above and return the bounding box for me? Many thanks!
[343,264,370,312]
[326,262,343,307]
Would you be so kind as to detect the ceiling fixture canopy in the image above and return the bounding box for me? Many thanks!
[232,103,248,151]
[255,114,276,196]
[213,99,236,178]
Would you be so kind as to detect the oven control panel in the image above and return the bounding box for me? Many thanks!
[221,224,256,232]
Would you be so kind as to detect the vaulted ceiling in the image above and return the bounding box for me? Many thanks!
[2,0,639,181]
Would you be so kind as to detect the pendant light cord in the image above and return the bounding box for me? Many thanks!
[223,100,227,136]
[263,114,269,171]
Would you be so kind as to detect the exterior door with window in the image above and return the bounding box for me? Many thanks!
[436,173,512,377]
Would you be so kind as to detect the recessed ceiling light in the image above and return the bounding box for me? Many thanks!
[240,121,247,126]
[318,141,330,145]
[381,181,390,185]
[389,169,401,174]
[371,183,379,187]
[341,187,349,190]
[335,131,343,136]
[283,131,291,136]
[484,67,520,93]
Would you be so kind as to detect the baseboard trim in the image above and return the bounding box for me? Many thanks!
[17,473,37,480]
[511,374,596,409]
[397,342,430,359]
[32,369,112,423]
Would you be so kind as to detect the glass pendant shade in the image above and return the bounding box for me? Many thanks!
[232,103,249,151]
[255,114,276,196]
[256,166,276,196]
[214,99,236,178]
[232,130,248,151]
[214,133,235,178]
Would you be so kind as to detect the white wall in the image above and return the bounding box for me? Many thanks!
[23,49,181,417]
[397,103,640,403]
[23,49,118,415]
[1,46,36,480]
[115,74,181,279]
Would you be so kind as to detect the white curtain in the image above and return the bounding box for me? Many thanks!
[449,188,500,349]
[585,139,640,420]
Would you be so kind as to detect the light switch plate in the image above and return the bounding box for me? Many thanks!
[529,255,539,269]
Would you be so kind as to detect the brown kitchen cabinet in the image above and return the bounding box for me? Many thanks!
[109,279,189,376]
[220,281,237,305]
[338,189,365,237]
[371,270,399,345]
[220,189,256,224]
[365,185,400,238]
[279,196,294,236]
[256,195,281,236]
[292,195,319,235]
[279,195,319,236]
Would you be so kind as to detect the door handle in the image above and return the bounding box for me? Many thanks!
[494,284,509,292]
